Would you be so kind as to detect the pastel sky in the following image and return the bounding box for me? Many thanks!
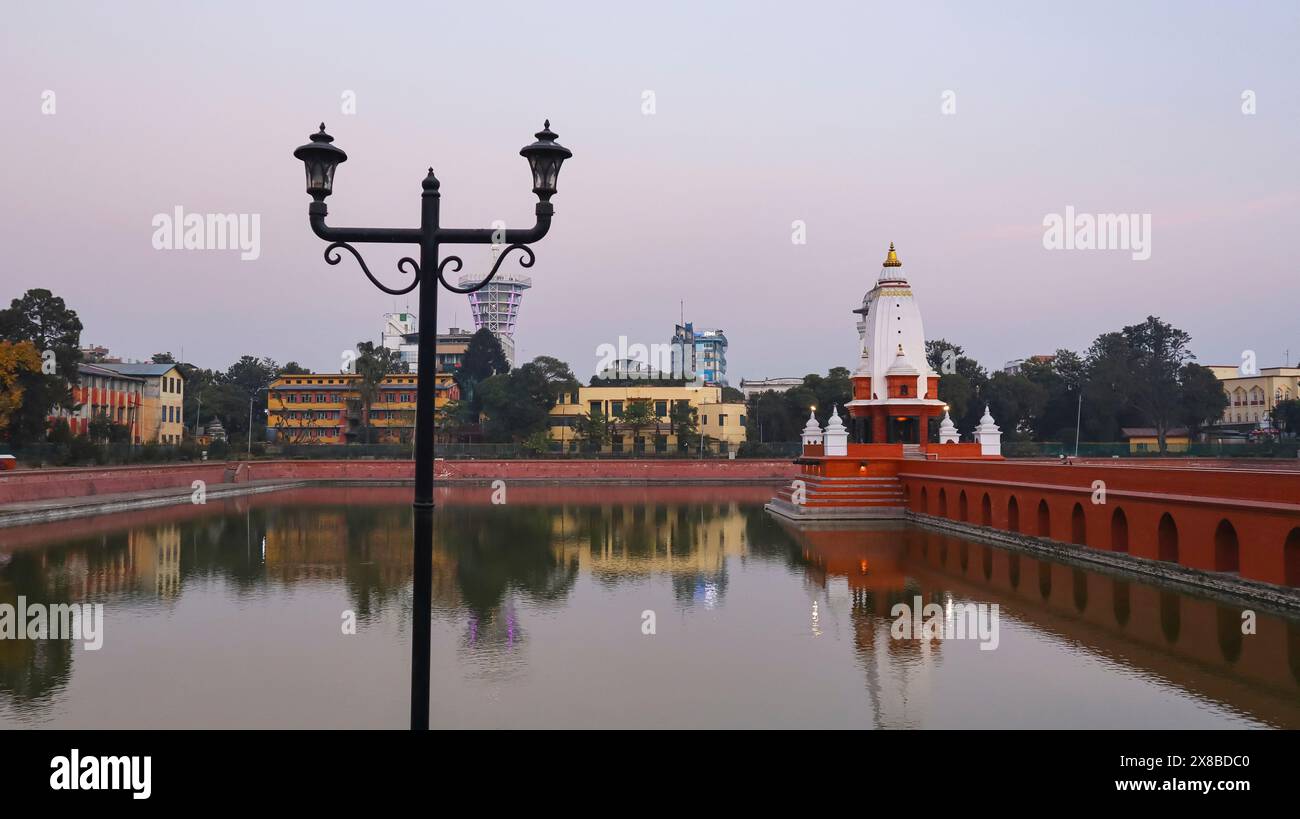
[2,1,1297,381]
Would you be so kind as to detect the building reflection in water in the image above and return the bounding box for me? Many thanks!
[1,485,1298,727]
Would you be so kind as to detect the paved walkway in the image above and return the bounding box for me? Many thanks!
[0,480,307,528]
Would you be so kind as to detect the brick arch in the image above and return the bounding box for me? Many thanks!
[1037,499,1051,537]
[1007,495,1020,533]
[1213,519,1239,573]
[1110,507,1129,553]
[1287,528,1300,587]
[1070,502,1087,545]
[1158,513,1179,563]
[919,485,929,514]
[980,493,992,526]
[958,490,969,522]
[938,488,948,517]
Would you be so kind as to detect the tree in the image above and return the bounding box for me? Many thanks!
[454,329,509,414]
[1179,363,1229,437]
[669,401,699,451]
[151,352,176,364]
[280,361,310,375]
[353,341,404,444]
[721,386,745,403]
[528,355,579,398]
[617,399,659,451]
[1082,331,1135,442]
[1123,316,1194,453]
[477,362,557,442]
[982,371,1048,440]
[574,408,611,451]
[1273,399,1300,436]
[0,289,83,446]
[925,339,965,374]
[0,340,43,440]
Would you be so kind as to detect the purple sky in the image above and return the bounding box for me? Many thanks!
[3,1,1297,381]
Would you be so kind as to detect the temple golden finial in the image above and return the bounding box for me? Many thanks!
[883,241,902,267]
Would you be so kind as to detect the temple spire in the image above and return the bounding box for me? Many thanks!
[883,241,902,267]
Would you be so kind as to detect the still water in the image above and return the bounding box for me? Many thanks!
[1,485,1297,729]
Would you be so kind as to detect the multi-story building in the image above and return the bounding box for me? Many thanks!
[97,363,187,443]
[548,384,747,454]
[380,312,474,374]
[738,377,803,399]
[267,371,458,444]
[48,363,146,442]
[380,312,419,371]
[1207,364,1300,429]
[671,322,728,386]
[461,246,531,367]
[434,327,473,374]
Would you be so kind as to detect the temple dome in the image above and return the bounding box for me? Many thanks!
[853,242,933,397]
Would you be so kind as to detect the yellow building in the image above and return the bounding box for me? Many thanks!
[548,384,747,454]
[1207,365,1300,428]
[267,371,457,444]
[98,363,186,444]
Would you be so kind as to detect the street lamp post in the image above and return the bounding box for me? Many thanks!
[293,121,571,730]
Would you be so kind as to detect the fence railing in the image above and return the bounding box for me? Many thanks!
[1000,440,1300,459]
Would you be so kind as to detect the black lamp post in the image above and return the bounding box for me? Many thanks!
[294,120,571,730]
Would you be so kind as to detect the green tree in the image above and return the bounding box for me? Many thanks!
[574,408,611,451]
[617,399,659,451]
[1179,362,1229,437]
[1273,399,1300,436]
[528,355,579,401]
[151,352,176,364]
[454,329,509,414]
[982,371,1048,440]
[353,341,404,443]
[1122,316,1194,453]
[669,400,699,451]
[477,362,557,442]
[0,289,83,446]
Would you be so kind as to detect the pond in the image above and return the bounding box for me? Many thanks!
[1,485,1297,728]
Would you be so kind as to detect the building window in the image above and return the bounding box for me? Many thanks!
[589,401,601,415]
[611,401,624,417]
[719,414,728,425]
[655,400,667,417]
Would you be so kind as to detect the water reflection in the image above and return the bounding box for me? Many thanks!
[0,485,1297,728]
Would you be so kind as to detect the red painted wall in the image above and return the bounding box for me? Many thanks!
[897,459,1300,587]
[0,459,798,505]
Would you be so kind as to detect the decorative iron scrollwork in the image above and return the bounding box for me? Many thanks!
[324,242,420,295]
[437,244,535,294]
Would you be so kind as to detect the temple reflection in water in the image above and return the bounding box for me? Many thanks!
[1,485,1297,728]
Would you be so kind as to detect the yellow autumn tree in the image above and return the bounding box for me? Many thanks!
[0,340,44,437]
